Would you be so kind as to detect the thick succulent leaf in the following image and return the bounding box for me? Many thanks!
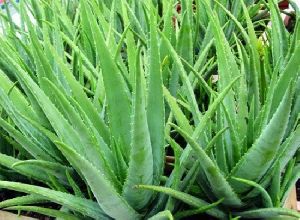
[5,206,80,220]
[232,177,273,208]
[163,87,193,134]
[240,0,261,116]
[55,142,140,220]
[12,67,119,188]
[0,89,61,162]
[148,210,174,220]
[0,181,107,219]
[81,0,132,152]
[12,160,73,185]
[137,185,226,219]
[234,208,300,219]
[270,44,300,117]
[0,70,38,122]
[0,117,52,161]
[278,126,300,171]
[229,85,293,193]
[203,0,239,122]
[174,199,224,219]
[46,44,110,145]
[269,0,288,67]
[39,78,114,172]
[147,11,165,185]
[171,124,242,207]
[171,76,241,197]
[177,11,193,64]
[160,32,202,125]
[0,152,70,185]
[0,195,46,209]
[123,49,153,210]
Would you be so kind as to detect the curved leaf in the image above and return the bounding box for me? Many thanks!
[123,49,153,210]
[171,123,242,207]
[55,142,140,220]
[5,206,80,220]
[147,10,165,186]
[229,85,293,193]
[0,181,107,219]
[234,208,300,219]
[137,185,225,219]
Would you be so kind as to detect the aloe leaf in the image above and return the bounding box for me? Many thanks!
[177,11,193,65]
[232,177,273,208]
[137,185,226,219]
[5,206,80,220]
[123,1,147,41]
[278,126,300,171]
[172,76,240,194]
[13,160,72,185]
[0,181,107,219]
[270,44,300,116]
[119,0,137,85]
[81,0,132,153]
[65,170,85,198]
[174,198,224,219]
[47,40,110,145]
[0,152,69,186]
[269,0,288,67]
[240,0,261,115]
[10,65,119,188]
[0,195,47,209]
[0,117,53,161]
[203,0,239,122]
[0,70,38,122]
[229,84,293,193]
[123,49,153,210]
[148,210,174,220]
[163,87,193,134]
[170,123,242,207]
[234,208,300,219]
[39,77,114,170]
[147,11,165,185]
[269,163,281,207]
[160,32,202,125]
[55,142,139,220]
[205,127,229,152]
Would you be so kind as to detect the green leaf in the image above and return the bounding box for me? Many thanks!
[0,195,47,209]
[5,206,80,220]
[269,0,288,66]
[270,44,300,117]
[137,185,225,219]
[81,0,132,154]
[229,84,293,193]
[231,177,273,208]
[123,49,153,210]
[55,142,140,220]
[174,198,224,219]
[147,11,165,186]
[278,126,300,171]
[148,210,174,220]
[170,123,242,207]
[160,32,202,125]
[163,87,193,134]
[234,208,300,219]
[0,181,107,219]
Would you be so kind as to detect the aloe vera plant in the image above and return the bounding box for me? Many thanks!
[0,0,298,219]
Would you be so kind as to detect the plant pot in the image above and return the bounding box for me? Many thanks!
[0,211,37,220]
[279,1,289,10]
[284,186,299,211]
